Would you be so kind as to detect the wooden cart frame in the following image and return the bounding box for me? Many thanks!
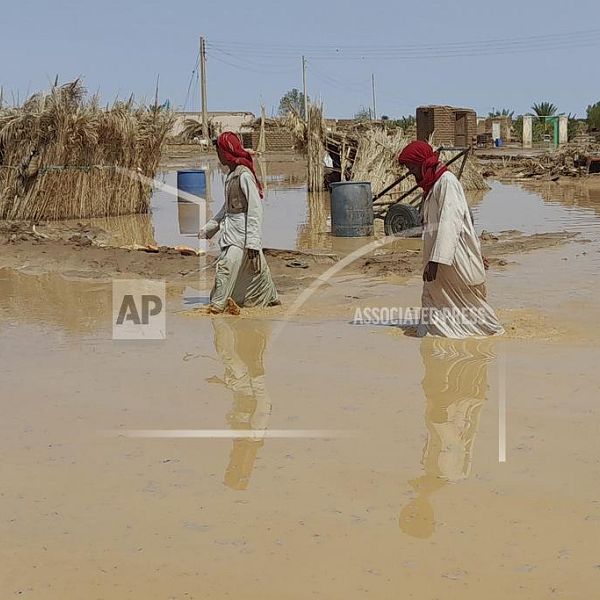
[372,146,471,236]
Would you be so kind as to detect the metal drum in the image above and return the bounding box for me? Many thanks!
[330,181,374,237]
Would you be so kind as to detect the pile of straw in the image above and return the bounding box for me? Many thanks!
[348,129,488,212]
[0,80,173,220]
[180,117,217,141]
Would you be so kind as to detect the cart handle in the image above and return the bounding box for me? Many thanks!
[372,146,471,202]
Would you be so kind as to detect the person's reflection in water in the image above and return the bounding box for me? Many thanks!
[210,317,272,490]
[400,337,496,538]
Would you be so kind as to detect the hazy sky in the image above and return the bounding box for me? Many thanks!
[2,0,600,119]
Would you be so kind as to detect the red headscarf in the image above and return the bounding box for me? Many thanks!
[397,140,447,198]
[217,131,264,198]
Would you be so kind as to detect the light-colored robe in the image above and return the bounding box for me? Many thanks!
[399,337,494,539]
[200,166,278,311]
[418,171,504,338]
[212,317,272,490]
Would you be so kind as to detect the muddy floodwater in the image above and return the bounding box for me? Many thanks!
[2,166,600,598]
[74,158,600,257]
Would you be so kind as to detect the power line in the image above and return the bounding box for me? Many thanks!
[207,48,297,75]
[206,28,600,60]
[309,64,366,93]
[207,27,600,52]
[183,50,200,111]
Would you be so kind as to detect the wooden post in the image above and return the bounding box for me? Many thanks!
[302,55,308,123]
[371,73,377,121]
[200,36,209,140]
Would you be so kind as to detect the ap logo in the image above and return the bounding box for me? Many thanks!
[112,280,166,340]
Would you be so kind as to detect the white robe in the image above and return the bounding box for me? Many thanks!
[419,171,504,338]
[200,166,278,310]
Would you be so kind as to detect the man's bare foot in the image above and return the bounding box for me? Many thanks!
[226,298,241,315]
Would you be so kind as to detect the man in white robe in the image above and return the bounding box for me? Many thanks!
[199,133,279,314]
[397,141,503,338]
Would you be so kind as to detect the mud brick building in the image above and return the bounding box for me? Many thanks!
[242,129,294,152]
[416,105,477,147]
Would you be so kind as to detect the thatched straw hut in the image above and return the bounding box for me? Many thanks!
[0,80,173,220]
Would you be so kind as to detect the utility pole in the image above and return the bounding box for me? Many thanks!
[200,36,209,140]
[302,55,309,123]
[371,73,377,121]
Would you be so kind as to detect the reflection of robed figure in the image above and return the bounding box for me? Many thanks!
[399,338,495,538]
[211,317,272,490]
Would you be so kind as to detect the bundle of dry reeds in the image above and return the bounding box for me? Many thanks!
[180,117,217,141]
[0,80,173,220]
[284,103,326,191]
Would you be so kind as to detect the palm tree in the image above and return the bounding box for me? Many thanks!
[529,102,560,140]
[530,102,558,117]
[488,108,514,119]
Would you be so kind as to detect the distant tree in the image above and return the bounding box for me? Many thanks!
[529,102,559,140]
[530,102,558,117]
[567,113,583,140]
[587,101,600,131]
[354,106,372,121]
[397,115,416,130]
[512,115,523,141]
[488,108,514,119]
[381,115,390,121]
[278,88,308,119]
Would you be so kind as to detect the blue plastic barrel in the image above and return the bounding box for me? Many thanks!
[330,181,374,237]
[177,170,206,199]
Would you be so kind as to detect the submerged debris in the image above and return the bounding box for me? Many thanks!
[486,143,600,180]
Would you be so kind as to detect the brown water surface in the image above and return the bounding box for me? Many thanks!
[1,177,600,599]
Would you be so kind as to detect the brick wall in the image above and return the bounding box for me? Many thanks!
[417,106,477,147]
[416,107,435,141]
[433,106,456,146]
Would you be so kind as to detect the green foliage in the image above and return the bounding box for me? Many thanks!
[381,114,416,131]
[397,115,416,130]
[530,102,558,117]
[528,102,559,138]
[278,88,308,119]
[512,115,523,141]
[488,108,514,118]
[587,101,600,130]
[512,109,582,143]
[511,114,554,143]
[568,116,586,140]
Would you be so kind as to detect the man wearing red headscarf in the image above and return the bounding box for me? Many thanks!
[397,141,503,337]
[199,132,279,314]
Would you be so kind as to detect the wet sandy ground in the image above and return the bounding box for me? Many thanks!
[1,178,600,599]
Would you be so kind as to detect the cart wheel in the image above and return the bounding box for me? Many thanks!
[384,204,422,236]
